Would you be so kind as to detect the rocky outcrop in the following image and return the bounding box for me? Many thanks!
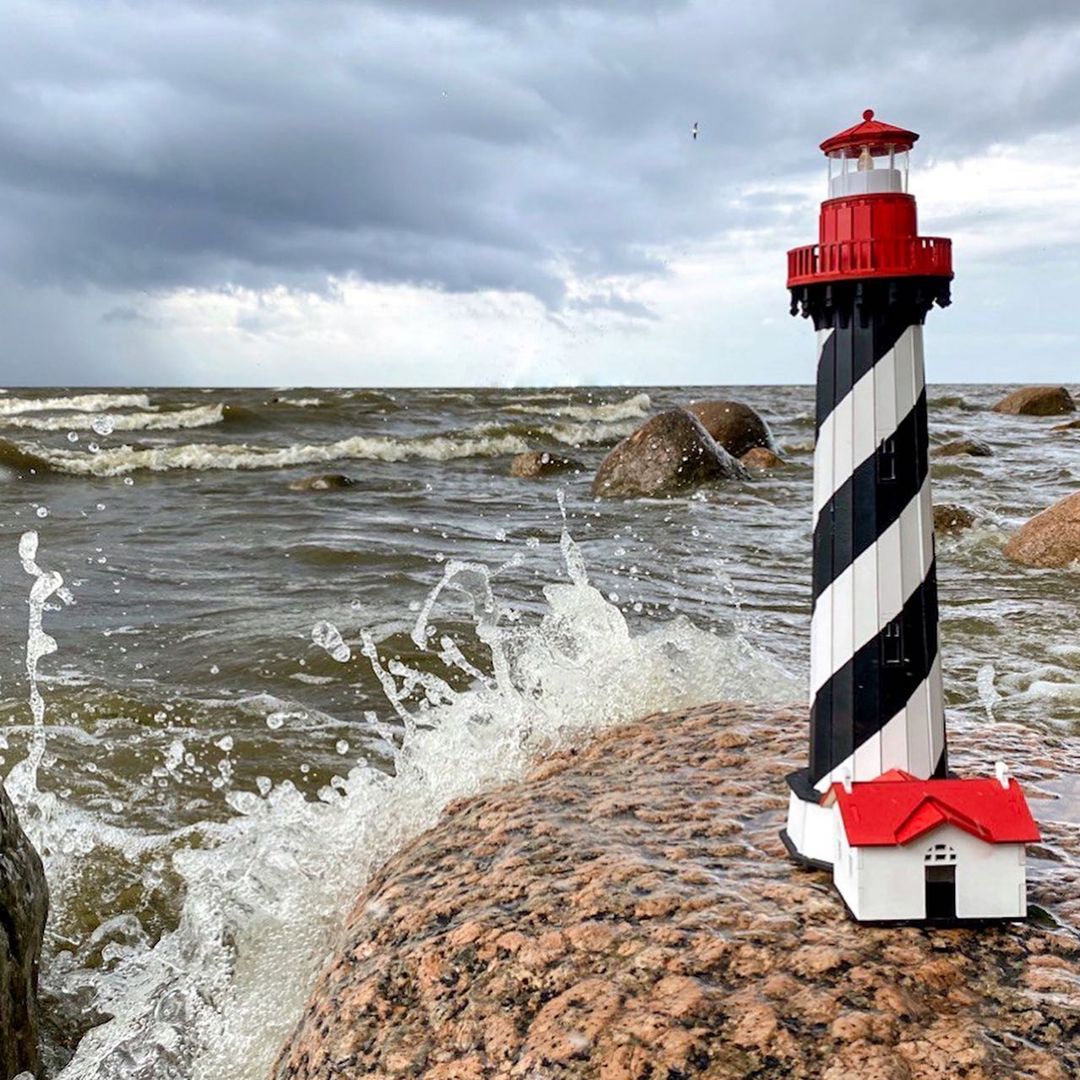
[1,782,48,1080]
[1051,418,1080,433]
[687,400,777,458]
[740,447,783,470]
[933,438,993,458]
[933,504,976,535]
[273,703,1079,1080]
[287,474,355,492]
[992,386,1076,416]
[510,452,584,479]
[592,409,748,498]
[1003,492,1080,569]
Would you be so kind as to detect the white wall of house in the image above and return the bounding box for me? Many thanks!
[786,789,836,866]
[831,811,1028,921]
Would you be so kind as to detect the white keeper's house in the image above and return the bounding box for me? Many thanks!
[825,766,1040,923]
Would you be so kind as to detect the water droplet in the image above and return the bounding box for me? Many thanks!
[91,415,116,436]
[88,442,100,453]
[266,712,285,730]
[336,739,349,755]
[35,507,48,518]
[215,735,234,752]
[123,477,134,486]
[96,503,106,511]
[67,431,79,443]
[210,664,220,675]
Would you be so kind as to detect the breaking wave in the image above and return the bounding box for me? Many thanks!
[0,393,152,416]
[505,390,651,423]
[15,432,534,476]
[2,404,225,433]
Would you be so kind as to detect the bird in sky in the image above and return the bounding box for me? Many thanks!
[691,122,698,140]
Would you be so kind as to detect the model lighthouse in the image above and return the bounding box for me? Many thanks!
[781,110,1040,923]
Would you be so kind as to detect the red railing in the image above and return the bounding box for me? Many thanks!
[787,236,952,286]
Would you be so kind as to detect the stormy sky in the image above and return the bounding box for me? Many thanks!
[3,0,1080,386]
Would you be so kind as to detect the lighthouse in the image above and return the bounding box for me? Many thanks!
[780,111,1040,923]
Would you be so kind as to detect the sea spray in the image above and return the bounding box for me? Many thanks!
[28,523,797,1080]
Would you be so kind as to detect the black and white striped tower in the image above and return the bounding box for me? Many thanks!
[782,110,954,867]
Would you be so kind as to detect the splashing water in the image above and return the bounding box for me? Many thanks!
[311,620,351,663]
[6,531,73,802]
[12,523,796,1080]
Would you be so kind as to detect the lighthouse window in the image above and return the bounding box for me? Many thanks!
[882,620,905,666]
[878,437,897,482]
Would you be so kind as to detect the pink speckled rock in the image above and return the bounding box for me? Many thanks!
[273,703,1080,1080]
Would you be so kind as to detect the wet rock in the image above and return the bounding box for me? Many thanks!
[592,409,748,498]
[687,399,778,457]
[933,438,994,458]
[992,386,1076,416]
[933,504,976,535]
[1003,491,1080,569]
[1051,418,1080,433]
[509,451,583,479]
[287,473,355,492]
[0,782,48,1079]
[273,703,1080,1080]
[741,447,784,470]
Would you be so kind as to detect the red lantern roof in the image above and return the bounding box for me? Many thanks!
[824,770,1041,847]
[820,109,919,157]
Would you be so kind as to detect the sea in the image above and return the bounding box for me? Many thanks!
[0,384,1077,1078]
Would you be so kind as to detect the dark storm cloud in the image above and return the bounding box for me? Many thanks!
[2,0,1080,317]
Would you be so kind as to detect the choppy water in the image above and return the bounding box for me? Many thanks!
[0,384,1077,1078]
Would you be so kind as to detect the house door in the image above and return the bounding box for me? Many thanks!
[924,843,958,920]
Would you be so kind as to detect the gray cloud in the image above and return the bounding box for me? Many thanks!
[2,0,1080,382]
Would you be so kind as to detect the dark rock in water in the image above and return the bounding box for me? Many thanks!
[933,503,976,534]
[509,452,583,479]
[1051,418,1080,432]
[592,409,748,498]
[933,438,994,458]
[687,399,777,457]
[992,386,1076,416]
[740,447,783,470]
[273,702,1080,1080]
[287,474,355,492]
[1004,491,1080,568]
[0,782,48,1079]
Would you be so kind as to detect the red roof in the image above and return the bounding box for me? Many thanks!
[826,771,1040,847]
[820,109,919,157]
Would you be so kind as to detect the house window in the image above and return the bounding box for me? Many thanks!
[924,843,957,865]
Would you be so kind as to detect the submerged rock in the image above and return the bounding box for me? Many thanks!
[991,386,1076,416]
[687,399,777,458]
[1052,418,1080,433]
[287,474,355,492]
[0,782,48,1079]
[592,409,748,498]
[509,452,583,479]
[933,504,976,535]
[273,703,1079,1080]
[933,438,994,458]
[1003,491,1080,569]
[740,447,784,470]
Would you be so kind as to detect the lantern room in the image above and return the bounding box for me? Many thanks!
[787,108,952,290]
[822,109,916,198]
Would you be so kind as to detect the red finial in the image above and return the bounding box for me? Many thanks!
[863,108,874,121]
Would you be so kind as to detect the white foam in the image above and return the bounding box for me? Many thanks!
[26,432,533,476]
[0,393,151,416]
[506,391,652,423]
[23,527,796,1080]
[2,405,224,433]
